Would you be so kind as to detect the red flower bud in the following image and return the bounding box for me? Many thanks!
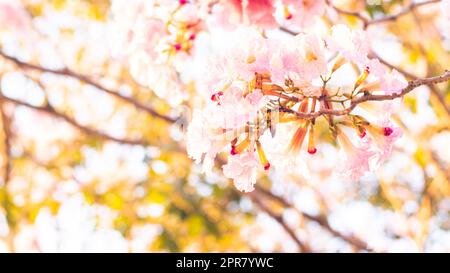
[174,43,182,51]
[383,127,393,136]
[211,91,223,103]
[360,130,367,138]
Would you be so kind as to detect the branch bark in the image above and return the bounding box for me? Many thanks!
[365,0,441,27]
[371,52,450,117]
[0,91,15,252]
[255,186,373,252]
[249,192,312,253]
[0,51,176,123]
[326,0,441,29]
[279,70,450,120]
[2,97,149,146]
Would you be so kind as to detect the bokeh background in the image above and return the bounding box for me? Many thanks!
[0,0,449,252]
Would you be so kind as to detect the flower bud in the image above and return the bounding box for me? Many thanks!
[284,6,293,20]
[256,141,270,170]
[354,67,370,90]
[289,121,309,154]
[231,137,251,155]
[307,124,316,154]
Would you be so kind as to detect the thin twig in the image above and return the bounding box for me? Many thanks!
[0,91,15,252]
[255,186,373,252]
[279,26,299,36]
[326,0,441,29]
[326,0,369,27]
[2,96,149,146]
[371,52,450,117]
[367,0,441,27]
[0,51,176,123]
[249,192,312,253]
[278,70,450,119]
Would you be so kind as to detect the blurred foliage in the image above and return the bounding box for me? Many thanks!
[0,0,448,252]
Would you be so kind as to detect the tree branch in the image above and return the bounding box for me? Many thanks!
[249,192,312,253]
[0,51,176,123]
[255,186,373,252]
[366,0,441,27]
[326,0,441,29]
[326,0,369,27]
[2,96,149,146]
[0,91,15,252]
[371,52,450,117]
[278,70,450,120]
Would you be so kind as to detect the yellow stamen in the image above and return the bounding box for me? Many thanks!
[246,55,256,64]
[305,50,318,62]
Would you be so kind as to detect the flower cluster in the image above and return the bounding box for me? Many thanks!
[187,25,407,192]
[108,0,330,106]
[205,0,326,30]
[109,0,203,105]
[0,0,31,33]
[207,0,278,30]
[103,1,450,193]
[278,0,326,28]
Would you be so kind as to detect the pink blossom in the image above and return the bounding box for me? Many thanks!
[172,2,201,23]
[358,100,399,120]
[336,130,375,181]
[186,109,233,174]
[299,84,323,97]
[279,0,326,28]
[443,0,450,25]
[0,2,31,32]
[110,0,201,105]
[223,151,259,192]
[131,63,185,106]
[270,33,327,84]
[206,28,327,92]
[204,27,272,90]
[186,110,213,165]
[366,120,403,168]
[380,69,408,95]
[365,58,386,78]
[442,0,450,48]
[210,0,278,30]
[328,25,408,97]
[263,123,311,173]
[240,0,278,29]
[208,86,268,130]
[186,86,268,175]
[229,29,273,81]
[327,24,370,65]
[182,14,407,187]
[186,84,267,174]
